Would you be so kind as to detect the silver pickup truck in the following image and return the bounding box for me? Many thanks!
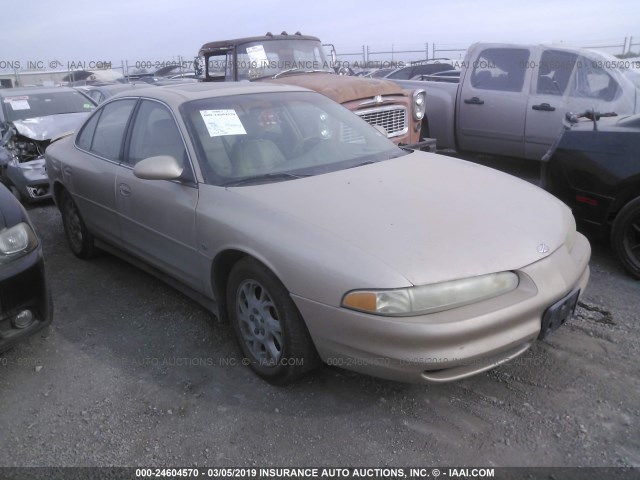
[393,43,640,160]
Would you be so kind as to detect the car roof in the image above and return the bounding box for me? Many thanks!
[108,81,311,107]
[85,83,145,92]
[0,86,79,97]
[199,33,320,53]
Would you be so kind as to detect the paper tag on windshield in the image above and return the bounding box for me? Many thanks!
[200,110,247,137]
[6,98,31,110]
[246,45,269,67]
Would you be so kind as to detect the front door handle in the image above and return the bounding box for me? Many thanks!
[464,97,485,105]
[118,183,131,197]
[532,103,556,112]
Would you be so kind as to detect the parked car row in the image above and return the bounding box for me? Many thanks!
[3,38,637,385]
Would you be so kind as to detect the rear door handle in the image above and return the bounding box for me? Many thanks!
[464,97,484,105]
[532,103,556,112]
[118,183,131,197]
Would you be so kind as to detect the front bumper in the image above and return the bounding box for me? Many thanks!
[294,233,590,383]
[0,246,52,352]
[6,158,52,202]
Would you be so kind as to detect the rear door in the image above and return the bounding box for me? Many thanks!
[115,99,202,291]
[457,47,531,158]
[525,49,578,160]
[68,98,137,244]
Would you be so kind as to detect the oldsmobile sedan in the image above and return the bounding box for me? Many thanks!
[45,82,590,385]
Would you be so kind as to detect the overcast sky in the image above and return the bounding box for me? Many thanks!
[2,0,638,68]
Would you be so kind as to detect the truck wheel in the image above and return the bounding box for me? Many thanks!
[226,257,320,385]
[60,190,96,259]
[611,196,640,279]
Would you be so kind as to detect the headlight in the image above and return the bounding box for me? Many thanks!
[342,272,519,316]
[0,222,38,263]
[412,89,426,121]
[18,162,43,170]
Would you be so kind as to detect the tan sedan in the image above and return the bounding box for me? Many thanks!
[45,82,590,384]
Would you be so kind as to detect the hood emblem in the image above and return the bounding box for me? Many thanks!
[359,95,390,107]
[537,243,550,254]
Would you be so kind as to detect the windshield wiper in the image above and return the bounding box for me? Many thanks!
[272,68,333,79]
[223,172,310,187]
[345,160,378,170]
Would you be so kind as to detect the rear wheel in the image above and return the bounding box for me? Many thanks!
[59,190,96,259]
[226,257,320,384]
[611,196,640,279]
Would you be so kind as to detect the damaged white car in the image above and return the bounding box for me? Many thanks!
[0,87,96,202]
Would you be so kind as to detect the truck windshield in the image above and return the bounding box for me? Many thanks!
[236,39,334,80]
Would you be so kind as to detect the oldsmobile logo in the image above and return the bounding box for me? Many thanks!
[537,243,550,254]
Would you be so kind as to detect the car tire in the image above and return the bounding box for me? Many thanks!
[611,196,640,279]
[226,257,320,385]
[59,190,96,259]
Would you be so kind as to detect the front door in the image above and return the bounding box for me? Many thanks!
[115,99,202,291]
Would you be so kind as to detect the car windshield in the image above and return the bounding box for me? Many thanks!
[2,91,95,122]
[236,39,334,80]
[181,91,406,186]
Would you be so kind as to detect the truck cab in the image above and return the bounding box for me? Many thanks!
[197,32,426,146]
[393,43,640,160]
[457,44,639,160]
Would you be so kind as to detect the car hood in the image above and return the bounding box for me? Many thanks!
[230,152,572,285]
[11,112,90,141]
[264,72,405,104]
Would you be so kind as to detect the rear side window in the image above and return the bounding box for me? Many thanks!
[470,48,530,92]
[536,50,578,95]
[88,99,137,160]
[76,110,101,151]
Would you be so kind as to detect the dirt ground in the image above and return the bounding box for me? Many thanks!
[1,175,639,469]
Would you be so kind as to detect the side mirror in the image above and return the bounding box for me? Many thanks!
[133,155,183,180]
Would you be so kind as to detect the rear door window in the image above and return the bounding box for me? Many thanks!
[536,50,578,95]
[88,99,137,161]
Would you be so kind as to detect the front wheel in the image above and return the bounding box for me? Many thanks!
[59,190,96,259]
[226,257,320,384]
[611,196,640,279]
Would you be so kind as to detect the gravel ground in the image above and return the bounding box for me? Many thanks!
[1,162,639,469]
